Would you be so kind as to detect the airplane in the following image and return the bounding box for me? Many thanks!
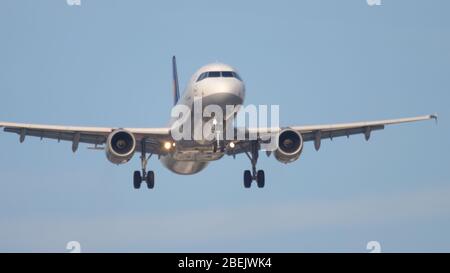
[0,56,437,189]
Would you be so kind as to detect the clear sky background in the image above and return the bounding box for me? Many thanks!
[0,0,449,252]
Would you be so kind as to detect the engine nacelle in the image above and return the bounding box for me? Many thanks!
[105,129,136,165]
[274,129,304,164]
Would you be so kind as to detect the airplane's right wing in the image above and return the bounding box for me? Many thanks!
[0,121,171,154]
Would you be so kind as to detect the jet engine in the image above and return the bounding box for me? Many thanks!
[105,129,136,164]
[274,129,304,164]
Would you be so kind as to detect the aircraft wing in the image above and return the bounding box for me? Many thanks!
[291,114,437,149]
[1,114,437,156]
[228,114,437,155]
[0,122,171,154]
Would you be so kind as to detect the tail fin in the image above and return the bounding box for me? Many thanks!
[172,56,180,105]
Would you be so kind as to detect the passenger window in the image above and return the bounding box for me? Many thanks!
[221,71,233,77]
[208,71,220,78]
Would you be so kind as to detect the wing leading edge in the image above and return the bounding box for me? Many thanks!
[0,122,171,154]
[228,114,437,155]
[0,114,437,155]
[293,114,437,149]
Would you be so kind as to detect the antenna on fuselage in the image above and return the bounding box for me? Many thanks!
[172,56,180,105]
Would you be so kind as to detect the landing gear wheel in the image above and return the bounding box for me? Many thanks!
[134,138,157,190]
[256,170,265,188]
[243,141,266,189]
[146,171,155,189]
[133,171,142,189]
[243,170,252,188]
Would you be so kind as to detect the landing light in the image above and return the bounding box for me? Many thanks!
[164,141,172,150]
[229,142,235,149]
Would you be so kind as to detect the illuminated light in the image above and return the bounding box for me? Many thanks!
[164,141,172,150]
[172,142,176,147]
[229,142,235,149]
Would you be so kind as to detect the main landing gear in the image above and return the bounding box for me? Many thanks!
[133,139,155,190]
[243,141,265,189]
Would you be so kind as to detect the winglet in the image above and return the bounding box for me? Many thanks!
[172,56,180,105]
[431,113,438,124]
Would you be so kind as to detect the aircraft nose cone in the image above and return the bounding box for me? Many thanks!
[202,91,243,109]
[205,78,245,104]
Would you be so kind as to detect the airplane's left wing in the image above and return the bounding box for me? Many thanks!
[227,114,437,156]
[0,122,171,154]
[291,114,437,150]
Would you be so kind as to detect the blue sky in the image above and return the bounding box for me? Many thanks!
[0,0,449,252]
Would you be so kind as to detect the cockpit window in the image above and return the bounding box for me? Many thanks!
[221,71,233,77]
[196,71,243,82]
[231,72,242,81]
[197,72,208,82]
[208,71,220,77]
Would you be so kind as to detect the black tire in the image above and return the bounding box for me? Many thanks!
[256,170,265,188]
[146,171,155,189]
[243,170,252,188]
[133,171,142,189]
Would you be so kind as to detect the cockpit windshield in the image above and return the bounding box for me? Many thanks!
[196,71,242,82]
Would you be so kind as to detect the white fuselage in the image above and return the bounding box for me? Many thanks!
[160,63,246,174]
